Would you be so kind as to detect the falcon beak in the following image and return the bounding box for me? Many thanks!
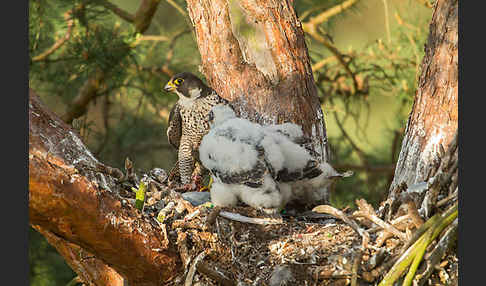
[164,80,176,92]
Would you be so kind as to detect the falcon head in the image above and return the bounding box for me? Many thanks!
[164,72,211,99]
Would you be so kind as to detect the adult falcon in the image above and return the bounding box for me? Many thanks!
[164,72,227,190]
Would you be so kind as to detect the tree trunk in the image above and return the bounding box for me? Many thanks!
[387,0,458,205]
[186,0,329,162]
[29,89,181,286]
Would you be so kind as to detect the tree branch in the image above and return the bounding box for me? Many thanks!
[31,225,125,286]
[302,0,359,28]
[60,0,161,124]
[29,90,181,286]
[31,11,74,62]
[100,0,135,23]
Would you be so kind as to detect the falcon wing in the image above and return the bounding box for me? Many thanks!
[217,154,268,188]
[200,128,269,188]
[167,103,182,149]
[276,159,323,182]
[264,126,323,183]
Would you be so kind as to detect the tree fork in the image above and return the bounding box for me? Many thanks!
[186,0,329,162]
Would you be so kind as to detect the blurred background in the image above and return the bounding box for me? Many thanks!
[29,0,433,284]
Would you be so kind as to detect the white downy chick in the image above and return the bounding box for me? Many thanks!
[200,105,352,211]
[200,105,287,212]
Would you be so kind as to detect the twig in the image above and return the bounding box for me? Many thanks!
[166,0,187,17]
[382,0,391,44]
[311,34,359,94]
[354,199,407,241]
[333,163,395,173]
[32,11,74,62]
[364,248,387,272]
[131,35,171,46]
[312,56,336,72]
[218,211,283,225]
[404,198,424,229]
[65,276,83,286]
[331,104,369,165]
[196,261,235,286]
[204,206,221,229]
[185,251,208,286]
[415,0,434,8]
[351,249,362,286]
[393,12,421,83]
[318,273,353,279]
[162,29,191,77]
[177,230,191,270]
[302,0,359,29]
[436,188,458,207]
[124,157,139,184]
[313,204,370,248]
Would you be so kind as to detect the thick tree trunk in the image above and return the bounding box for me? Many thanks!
[186,0,329,162]
[29,89,181,286]
[387,0,458,202]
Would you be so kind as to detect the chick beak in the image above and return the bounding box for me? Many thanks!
[164,80,176,92]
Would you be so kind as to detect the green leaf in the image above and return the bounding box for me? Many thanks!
[131,181,146,211]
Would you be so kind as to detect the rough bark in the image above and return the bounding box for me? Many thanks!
[32,225,125,286]
[186,0,329,162]
[29,89,181,286]
[388,0,458,197]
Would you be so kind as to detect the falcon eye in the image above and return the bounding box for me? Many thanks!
[174,78,184,85]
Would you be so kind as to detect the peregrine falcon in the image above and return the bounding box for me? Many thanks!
[199,105,352,212]
[163,72,227,190]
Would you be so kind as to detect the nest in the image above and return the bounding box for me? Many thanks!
[116,160,457,286]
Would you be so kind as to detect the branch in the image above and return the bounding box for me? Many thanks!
[166,0,187,17]
[330,103,369,165]
[132,35,170,46]
[61,69,106,124]
[312,56,336,72]
[100,0,135,23]
[313,204,370,249]
[32,225,125,286]
[353,199,407,241]
[29,90,180,285]
[61,0,160,124]
[333,163,395,173]
[161,29,191,77]
[134,0,162,34]
[219,211,283,225]
[302,0,359,28]
[31,11,74,62]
